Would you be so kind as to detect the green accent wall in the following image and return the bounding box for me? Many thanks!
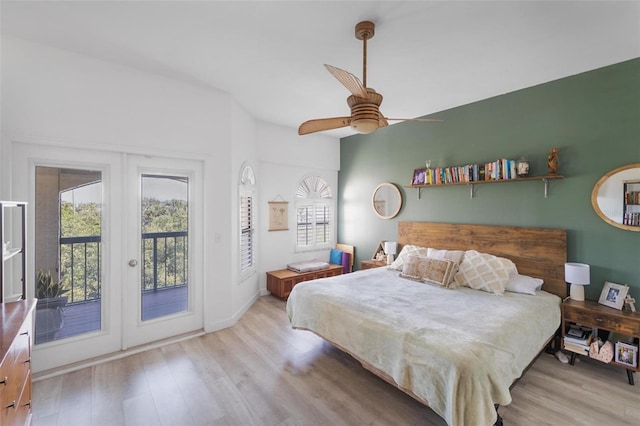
[338,58,640,300]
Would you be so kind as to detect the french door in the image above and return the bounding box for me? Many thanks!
[12,143,204,371]
[124,154,203,348]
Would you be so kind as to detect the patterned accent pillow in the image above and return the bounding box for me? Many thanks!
[453,250,517,295]
[399,255,458,288]
[388,245,429,271]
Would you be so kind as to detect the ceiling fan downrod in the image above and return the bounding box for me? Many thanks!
[355,21,375,91]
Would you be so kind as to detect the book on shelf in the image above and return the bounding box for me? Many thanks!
[564,335,592,346]
[563,339,589,355]
[563,325,593,355]
[566,325,586,338]
[564,341,590,356]
[411,157,530,187]
[565,327,592,345]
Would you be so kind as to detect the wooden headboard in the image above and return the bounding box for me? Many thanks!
[398,222,567,298]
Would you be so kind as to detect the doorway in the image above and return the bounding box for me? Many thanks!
[13,143,204,371]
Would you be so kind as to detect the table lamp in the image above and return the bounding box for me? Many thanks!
[565,262,590,301]
[384,241,397,265]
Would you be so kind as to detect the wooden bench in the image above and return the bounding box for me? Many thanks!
[266,264,343,300]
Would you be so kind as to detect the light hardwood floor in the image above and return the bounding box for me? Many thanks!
[33,296,640,425]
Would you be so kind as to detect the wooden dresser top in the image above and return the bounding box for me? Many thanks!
[0,299,36,364]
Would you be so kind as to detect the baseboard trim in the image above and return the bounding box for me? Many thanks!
[33,329,205,382]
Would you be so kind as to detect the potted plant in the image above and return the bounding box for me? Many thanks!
[36,269,69,310]
[35,269,69,343]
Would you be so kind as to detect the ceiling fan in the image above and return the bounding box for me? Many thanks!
[299,20,442,136]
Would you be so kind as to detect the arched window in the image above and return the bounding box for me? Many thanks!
[239,163,256,274]
[295,175,333,250]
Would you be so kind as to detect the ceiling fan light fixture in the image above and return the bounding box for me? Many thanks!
[299,20,442,135]
[350,118,379,134]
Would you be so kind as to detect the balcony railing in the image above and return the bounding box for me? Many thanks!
[59,231,188,304]
[59,235,101,304]
[141,231,188,292]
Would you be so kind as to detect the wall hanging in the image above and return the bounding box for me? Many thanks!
[268,197,288,231]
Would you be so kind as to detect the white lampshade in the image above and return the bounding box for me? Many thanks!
[383,241,397,255]
[565,262,590,301]
[384,241,397,265]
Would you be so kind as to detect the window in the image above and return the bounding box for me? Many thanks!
[239,164,256,273]
[295,176,333,250]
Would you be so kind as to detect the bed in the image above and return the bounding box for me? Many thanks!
[286,222,567,426]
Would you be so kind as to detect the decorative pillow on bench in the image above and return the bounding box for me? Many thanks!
[330,248,343,265]
[287,261,330,273]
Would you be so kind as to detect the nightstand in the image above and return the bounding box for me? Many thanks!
[562,299,640,385]
[360,259,387,270]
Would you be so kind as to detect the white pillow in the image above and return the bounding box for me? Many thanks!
[505,274,543,295]
[426,248,465,270]
[453,250,517,295]
[388,244,429,271]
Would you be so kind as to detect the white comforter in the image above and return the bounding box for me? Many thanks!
[286,267,561,426]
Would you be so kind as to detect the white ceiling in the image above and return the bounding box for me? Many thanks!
[2,1,639,138]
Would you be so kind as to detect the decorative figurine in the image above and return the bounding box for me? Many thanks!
[624,294,636,312]
[516,157,530,177]
[547,148,559,175]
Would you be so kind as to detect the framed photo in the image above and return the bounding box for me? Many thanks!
[412,168,426,186]
[615,342,638,368]
[268,201,288,231]
[598,281,629,310]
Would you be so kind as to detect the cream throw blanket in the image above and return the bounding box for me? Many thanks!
[286,267,560,426]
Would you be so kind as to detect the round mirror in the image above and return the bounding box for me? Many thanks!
[372,183,402,219]
[591,163,640,231]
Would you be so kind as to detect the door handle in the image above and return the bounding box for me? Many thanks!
[128,259,138,267]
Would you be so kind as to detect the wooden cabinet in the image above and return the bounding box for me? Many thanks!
[360,260,387,270]
[562,299,640,384]
[1,299,36,425]
[266,264,343,300]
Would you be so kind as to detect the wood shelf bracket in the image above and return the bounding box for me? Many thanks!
[543,178,550,198]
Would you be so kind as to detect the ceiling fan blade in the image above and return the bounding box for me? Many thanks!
[384,117,444,122]
[324,64,368,98]
[298,117,351,135]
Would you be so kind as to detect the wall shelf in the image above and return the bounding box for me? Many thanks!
[405,175,564,200]
[1,200,28,302]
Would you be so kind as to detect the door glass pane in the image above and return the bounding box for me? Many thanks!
[35,167,102,344]
[140,175,188,321]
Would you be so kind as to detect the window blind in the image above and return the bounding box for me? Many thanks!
[240,195,254,270]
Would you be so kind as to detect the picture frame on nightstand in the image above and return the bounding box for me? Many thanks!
[615,341,638,368]
[598,281,629,310]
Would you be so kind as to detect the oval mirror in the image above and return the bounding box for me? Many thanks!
[372,183,402,219]
[591,163,640,231]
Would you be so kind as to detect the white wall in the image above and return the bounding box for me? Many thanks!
[229,100,260,322]
[256,121,340,293]
[0,37,341,367]
[0,37,236,334]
